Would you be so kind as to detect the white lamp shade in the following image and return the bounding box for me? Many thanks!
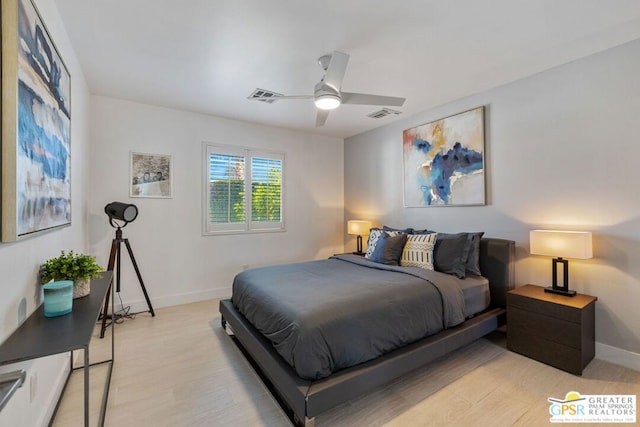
[347,220,372,236]
[530,230,593,259]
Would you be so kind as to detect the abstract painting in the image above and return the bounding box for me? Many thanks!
[1,0,71,241]
[403,107,485,207]
[130,152,173,198]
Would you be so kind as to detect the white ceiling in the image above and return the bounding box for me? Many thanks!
[54,0,640,139]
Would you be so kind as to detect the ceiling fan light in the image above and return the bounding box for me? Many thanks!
[314,94,341,110]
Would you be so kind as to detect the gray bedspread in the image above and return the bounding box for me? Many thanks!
[231,254,466,380]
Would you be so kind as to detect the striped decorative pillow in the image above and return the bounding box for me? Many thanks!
[401,233,438,270]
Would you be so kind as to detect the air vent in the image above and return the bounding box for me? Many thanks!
[249,88,283,104]
[367,108,402,119]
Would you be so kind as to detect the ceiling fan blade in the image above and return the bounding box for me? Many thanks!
[323,51,349,91]
[341,92,406,107]
[316,109,330,127]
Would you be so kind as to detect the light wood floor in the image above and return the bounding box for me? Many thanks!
[53,300,640,427]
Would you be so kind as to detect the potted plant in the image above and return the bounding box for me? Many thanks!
[40,251,103,299]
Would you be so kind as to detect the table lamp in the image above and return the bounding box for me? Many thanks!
[530,230,593,296]
[348,220,372,255]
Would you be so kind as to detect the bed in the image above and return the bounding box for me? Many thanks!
[219,237,515,426]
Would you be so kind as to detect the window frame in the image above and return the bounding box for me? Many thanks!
[202,142,285,235]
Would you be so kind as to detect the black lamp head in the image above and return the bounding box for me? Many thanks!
[105,202,138,225]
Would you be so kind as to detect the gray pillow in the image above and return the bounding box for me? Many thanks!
[465,232,485,276]
[383,225,413,234]
[411,228,431,235]
[369,232,408,266]
[434,232,468,278]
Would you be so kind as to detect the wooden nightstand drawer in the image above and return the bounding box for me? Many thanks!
[508,293,584,323]
[507,284,597,375]
[508,306,582,349]
[508,331,582,374]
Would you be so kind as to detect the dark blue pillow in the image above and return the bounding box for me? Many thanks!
[369,232,408,266]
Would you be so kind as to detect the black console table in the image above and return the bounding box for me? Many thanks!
[0,272,114,426]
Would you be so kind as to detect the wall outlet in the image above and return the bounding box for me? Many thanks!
[30,373,37,403]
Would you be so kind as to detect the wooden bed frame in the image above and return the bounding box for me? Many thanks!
[219,238,515,426]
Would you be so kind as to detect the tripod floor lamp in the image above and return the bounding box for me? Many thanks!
[100,202,155,338]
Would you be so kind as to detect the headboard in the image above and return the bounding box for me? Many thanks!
[479,238,515,308]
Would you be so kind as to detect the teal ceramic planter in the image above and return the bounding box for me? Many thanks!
[43,280,73,317]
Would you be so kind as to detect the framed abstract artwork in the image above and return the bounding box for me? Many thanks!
[403,106,485,207]
[130,152,173,198]
[1,0,72,241]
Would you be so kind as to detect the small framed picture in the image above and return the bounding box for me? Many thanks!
[130,152,173,198]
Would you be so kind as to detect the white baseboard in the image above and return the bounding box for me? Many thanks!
[116,287,231,314]
[596,342,640,372]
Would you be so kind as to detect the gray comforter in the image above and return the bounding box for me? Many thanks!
[231,254,466,380]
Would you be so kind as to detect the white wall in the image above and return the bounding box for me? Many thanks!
[87,96,344,312]
[345,38,640,370]
[0,0,91,425]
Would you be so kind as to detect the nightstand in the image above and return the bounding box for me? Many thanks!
[507,284,597,375]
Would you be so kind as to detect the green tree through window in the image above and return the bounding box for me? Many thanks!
[209,154,245,223]
[204,144,284,234]
[250,157,281,222]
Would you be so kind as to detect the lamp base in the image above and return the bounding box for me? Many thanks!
[544,286,576,297]
[352,251,365,256]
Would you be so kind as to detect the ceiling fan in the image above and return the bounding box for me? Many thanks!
[249,51,406,127]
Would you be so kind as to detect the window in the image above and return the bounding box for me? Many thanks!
[203,143,284,234]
